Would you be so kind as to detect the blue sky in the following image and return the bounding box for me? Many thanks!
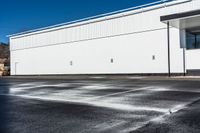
[0,0,160,43]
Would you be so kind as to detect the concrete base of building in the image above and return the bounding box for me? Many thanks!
[3,73,188,80]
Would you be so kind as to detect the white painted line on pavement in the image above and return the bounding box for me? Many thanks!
[85,86,152,101]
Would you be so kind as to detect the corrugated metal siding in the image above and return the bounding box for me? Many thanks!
[10,0,200,51]
[10,13,163,50]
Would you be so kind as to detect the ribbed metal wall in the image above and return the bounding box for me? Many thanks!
[10,0,200,51]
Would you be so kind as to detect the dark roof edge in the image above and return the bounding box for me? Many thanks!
[161,9,200,22]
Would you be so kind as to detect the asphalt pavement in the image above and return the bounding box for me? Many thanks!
[0,76,200,133]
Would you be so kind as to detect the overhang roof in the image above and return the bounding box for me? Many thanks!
[161,9,200,30]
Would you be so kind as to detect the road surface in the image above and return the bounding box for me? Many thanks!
[0,76,200,133]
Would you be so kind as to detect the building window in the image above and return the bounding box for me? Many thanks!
[186,31,200,49]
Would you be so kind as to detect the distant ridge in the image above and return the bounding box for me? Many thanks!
[0,42,9,59]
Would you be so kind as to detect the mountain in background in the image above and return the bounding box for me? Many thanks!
[0,42,10,66]
[0,42,9,59]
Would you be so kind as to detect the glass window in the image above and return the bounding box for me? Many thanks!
[186,31,200,50]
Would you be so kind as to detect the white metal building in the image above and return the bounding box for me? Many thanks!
[9,0,200,76]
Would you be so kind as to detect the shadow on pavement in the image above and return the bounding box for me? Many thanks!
[0,79,10,133]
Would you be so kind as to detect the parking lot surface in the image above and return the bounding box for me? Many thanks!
[0,76,200,133]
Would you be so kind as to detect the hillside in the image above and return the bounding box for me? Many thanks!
[0,43,9,59]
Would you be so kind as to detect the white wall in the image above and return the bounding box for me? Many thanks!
[10,27,185,75]
[11,0,199,75]
[186,50,200,70]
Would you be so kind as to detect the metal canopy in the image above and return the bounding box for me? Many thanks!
[159,10,200,77]
[161,9,200,30]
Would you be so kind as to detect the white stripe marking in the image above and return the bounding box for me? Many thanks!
[85,86,152,101]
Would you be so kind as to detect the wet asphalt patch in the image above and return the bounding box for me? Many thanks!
[0,77,200,133]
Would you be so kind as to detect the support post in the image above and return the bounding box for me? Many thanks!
[167,22,171,77]
[183,47,186,76]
